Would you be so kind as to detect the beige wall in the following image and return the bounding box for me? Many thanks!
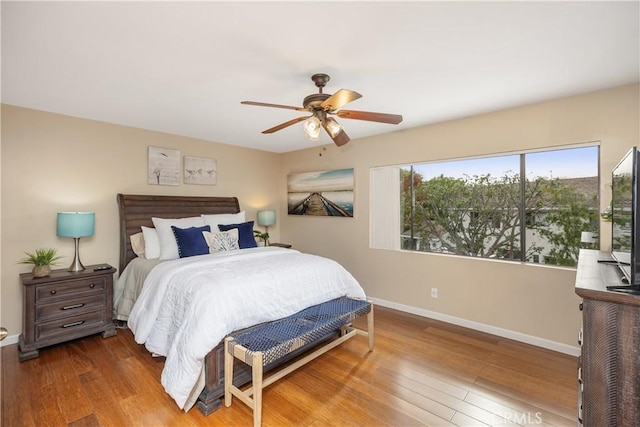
[2,84,638,351]
[279,84,640,351]
[1,105,281,337]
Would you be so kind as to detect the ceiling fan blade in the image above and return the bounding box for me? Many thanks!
[241,101,307,112]
[336,109,403,124]
[320,89,362,111]
[262,116,309,134]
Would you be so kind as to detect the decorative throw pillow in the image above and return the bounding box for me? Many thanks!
[171,225,211,258]
[218,221,258,249]
[201,211,246,231]
[152,216,206,260]
[130,232,146,258]
[202,229,240,253]
[141,226,161,259]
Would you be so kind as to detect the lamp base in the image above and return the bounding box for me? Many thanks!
[67,237,85,272]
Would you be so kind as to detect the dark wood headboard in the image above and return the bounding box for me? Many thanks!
[117,194,241,272]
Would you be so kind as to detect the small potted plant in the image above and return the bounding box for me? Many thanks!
[19,248,62,278]
[253,230,270,246]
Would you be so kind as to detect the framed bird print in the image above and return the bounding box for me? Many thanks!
[184,156,217,185]
[148,146,180,185]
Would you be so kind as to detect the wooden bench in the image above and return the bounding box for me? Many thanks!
[224,297,374,427]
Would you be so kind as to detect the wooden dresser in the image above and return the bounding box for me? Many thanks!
[575,249,640,426]
[18,264,117,361]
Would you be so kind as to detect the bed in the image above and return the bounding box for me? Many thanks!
[115,194,367,415]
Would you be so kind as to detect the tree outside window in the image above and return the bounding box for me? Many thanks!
[400,146,599,267]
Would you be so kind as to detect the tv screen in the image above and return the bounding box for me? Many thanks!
[611,147,639,286]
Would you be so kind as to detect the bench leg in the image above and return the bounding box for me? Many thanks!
[224,337,234,408]
[224,338,265,426]
[367,304,375,351]
[253,352,263,427]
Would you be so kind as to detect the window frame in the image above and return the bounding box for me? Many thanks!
[379,143,601,267]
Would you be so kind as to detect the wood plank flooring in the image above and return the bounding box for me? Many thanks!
[1,306,577,426]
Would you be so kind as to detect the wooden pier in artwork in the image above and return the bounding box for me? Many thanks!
[288,192,352,217]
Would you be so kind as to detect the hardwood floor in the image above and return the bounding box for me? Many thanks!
[1,306,577,426]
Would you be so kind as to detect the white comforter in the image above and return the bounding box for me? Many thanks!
[127,246,366,409]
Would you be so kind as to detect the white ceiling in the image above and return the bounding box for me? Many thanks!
[2,1,639,153]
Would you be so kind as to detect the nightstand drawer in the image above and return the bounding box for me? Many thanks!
[36,277,106,303]
[36,294,106,322]
[36,311,106,341]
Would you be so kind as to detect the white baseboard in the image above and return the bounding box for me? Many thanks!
[2,300,581,357]
[369,297,581,357]
[1,334,19,347]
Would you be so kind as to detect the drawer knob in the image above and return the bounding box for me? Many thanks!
[50,290,57,295]
[579,302,583,311]
[89,283,95,289]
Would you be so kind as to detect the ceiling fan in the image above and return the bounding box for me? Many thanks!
[241,73,403,147]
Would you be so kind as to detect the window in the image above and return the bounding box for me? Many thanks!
[374,145,599,267]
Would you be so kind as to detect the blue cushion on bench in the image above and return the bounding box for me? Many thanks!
[229,297,370,366]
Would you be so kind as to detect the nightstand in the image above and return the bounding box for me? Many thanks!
[269,242,292,248]
[19,264,117,361]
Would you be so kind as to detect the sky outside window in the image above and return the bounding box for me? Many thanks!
[405,146,598,180]
[526,146,598,179]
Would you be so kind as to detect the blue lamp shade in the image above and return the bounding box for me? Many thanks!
[57,212,95,238]
[257,210,276,227]
[57,212,95,272]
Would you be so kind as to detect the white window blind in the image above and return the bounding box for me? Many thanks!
[370,166,400,250]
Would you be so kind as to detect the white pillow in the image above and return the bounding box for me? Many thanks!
[203,229,239,253]
[130,232,146,258]
[201,211,246,231]
[152,216,206,260]
[141,226,161,259]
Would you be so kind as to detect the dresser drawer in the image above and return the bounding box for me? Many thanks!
[36,277,106,303]
[36,310,106,341]
[36,294,106,322]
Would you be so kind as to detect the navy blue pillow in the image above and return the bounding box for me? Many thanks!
[171,225,211,258]
[218,221,257,249]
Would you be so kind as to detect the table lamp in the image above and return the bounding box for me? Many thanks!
[257,210,276,245]
[57,212,95,271]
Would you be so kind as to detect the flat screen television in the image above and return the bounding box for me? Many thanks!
[607,146,640,292]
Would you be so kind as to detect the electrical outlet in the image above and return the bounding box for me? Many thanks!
[431,287,438,298]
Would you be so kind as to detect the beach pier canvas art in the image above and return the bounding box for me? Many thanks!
[287,168,354,217]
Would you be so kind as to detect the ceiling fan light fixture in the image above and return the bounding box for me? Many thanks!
[242,73,403,147]
[303,115,321,140]
[324,117,343,137]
